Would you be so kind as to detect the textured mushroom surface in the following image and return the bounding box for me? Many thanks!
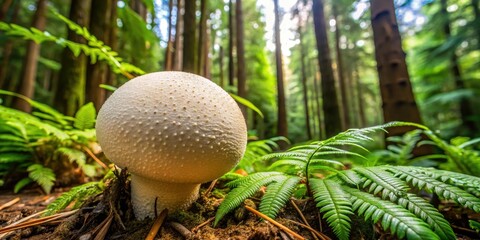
[96,71,247,183]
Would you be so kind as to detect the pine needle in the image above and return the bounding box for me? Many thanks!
[0,197,20,211]
[0,209,77,235]
[245,206,305,240]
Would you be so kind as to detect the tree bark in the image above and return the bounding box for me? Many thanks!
[197,0,208,76]
[0,0,12,21]
[370,0,423,136]
[106,0,118,93]
[164,0,174,70]
[440,0,476,133]
[298,24,312,139]
[55,0,92,116]
[353,61,366,127]
[219,46,225,88]
[0,0,20,91]
[173,0,183,71]
[332,4,350,130]
[312,0,341,137]
[273,0,288,139]
[182,0,196,73]
[130,0,147,20]
[13,0,47,112]
[86,0,113,112]
[236,0,247,119]
[228,0,235,87]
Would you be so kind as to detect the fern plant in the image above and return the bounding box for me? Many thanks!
[0,90,102,193]
[215,122,480,240]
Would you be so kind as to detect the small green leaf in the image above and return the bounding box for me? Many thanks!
[99,84,118,92]
[74,102,96,130]
[229,93,264,118]
[14,177,33,193]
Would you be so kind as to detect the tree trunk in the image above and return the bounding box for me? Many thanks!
[55,0,92,116]
[219,46,225,88]
[0,0,20,91]
[204,24,211,79]
[173,0,183,71]
[13,0,47,112]
[298,24,312,139]
[440,0,476,133]
[197,0,208,76]
[106,0,118,92]
[236,0,247,119]
[182,0,196,73]
[332,4,350,130]
[353,61,366,127]
[473,0,480,47]
[273,0,288,139]
[0,0,12,21]
[164,0,174,70]
[312,0,341,138]
[130,0,147,20]
[86,0,112,111]
[312,65,325,139]
[228,0,235,87]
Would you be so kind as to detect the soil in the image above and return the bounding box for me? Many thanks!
[1,171,480,240]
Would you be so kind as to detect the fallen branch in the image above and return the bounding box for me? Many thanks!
[191,217,214,232]
[0,209,77,235]
[0,197,20,211]
[245,206,305,240]
[169,221,194,238]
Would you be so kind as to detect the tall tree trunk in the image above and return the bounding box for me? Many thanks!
[55,0,92,116]
[312,66,325,139]
[86,0,112,111]
[13,0,47,112]
[219,46,225,88]
[0,0,20,91]
[0,0,12,21]
[312,0,341,137]
[182,0,196,73]
[130,0,147,20]
[298,24,312,139]
[273,0,287,139]
[353,61,366,127]
[236,0,247,119]
[204,24,211,79]
[332,4,350,130]
[473,0,480,47]
[197,0,208,76]
[106,0,118,93]
[173,0,183,71]
[370,0,423,136]
[164,0,174,70]
[228,0,235,87]
[440,0,476,133]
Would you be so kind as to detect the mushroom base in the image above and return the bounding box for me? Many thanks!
[130,174,201,220]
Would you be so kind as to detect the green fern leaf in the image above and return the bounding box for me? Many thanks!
[44,181,102,216]
[27,164,56,194]
[56,147,87,166]
[391,166,480,212]
[74,102,96,130]
[348,188,439,240]
[215,172,286,225]
[398,193,456,240]
[0,152,32,163]
[259,175,300,218]
[311,179,353,240]
[14,177,33,193]
[355,167,409,201]
[268,159,307,170]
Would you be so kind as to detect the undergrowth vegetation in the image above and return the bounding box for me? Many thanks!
[0,90,103,193]
[215,122,480,240]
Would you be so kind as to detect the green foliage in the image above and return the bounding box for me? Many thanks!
[235,136,287,173]
[0,91,102,193]
[216,122,480,240]
[44,181,103,216]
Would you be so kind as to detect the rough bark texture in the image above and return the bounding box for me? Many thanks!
[440,0,476,133]
[86,0,112,112]
[182,0,196,73]
[236,0,247,118]
[312,0,341,138]
[228,0,235,87]
[173,0,183,71]
[332,4,350,130]
[55,0,92,116]
[298,24,312,139]
[371,0,423,137]
[197,0,208,76]
[164,0,174,70]
[13,0,47,112]
[273,0,288,139]
[106,0,118,93]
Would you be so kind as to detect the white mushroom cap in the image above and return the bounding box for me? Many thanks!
[95,71,247,218]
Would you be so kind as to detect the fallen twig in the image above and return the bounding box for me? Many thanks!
[290,199,319,240]
[203,179,218,196]
[285,219,331,240]
[191,217,215,232]
[0,209,77,235]
[245,206,305,240]
[145,208,168,240]
[93,211,114,240]
[83,145,109,170]
[0,197,20,211]
[0,210,46,239]
[169,221,194,238]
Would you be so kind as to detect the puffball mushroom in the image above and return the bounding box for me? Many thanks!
[96,71,247,220]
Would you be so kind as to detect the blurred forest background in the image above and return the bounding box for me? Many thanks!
[1,0,479,144]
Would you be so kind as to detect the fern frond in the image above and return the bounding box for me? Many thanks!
[27,164,56,194]
[259,176,301,218]
[355,167,409,201]
[44,181,102,216]
[398,194,456,240]
[215,172,286,225]
[74,102,96,130]
[348,188,439,240]
[268,159,307,170]
[56,147,87,166]
[391,166,480,212]
[311,179,353,240]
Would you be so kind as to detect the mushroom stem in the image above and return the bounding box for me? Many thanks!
[130,174,200,220]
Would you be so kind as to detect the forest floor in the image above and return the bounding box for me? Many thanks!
[1,171,479,240]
